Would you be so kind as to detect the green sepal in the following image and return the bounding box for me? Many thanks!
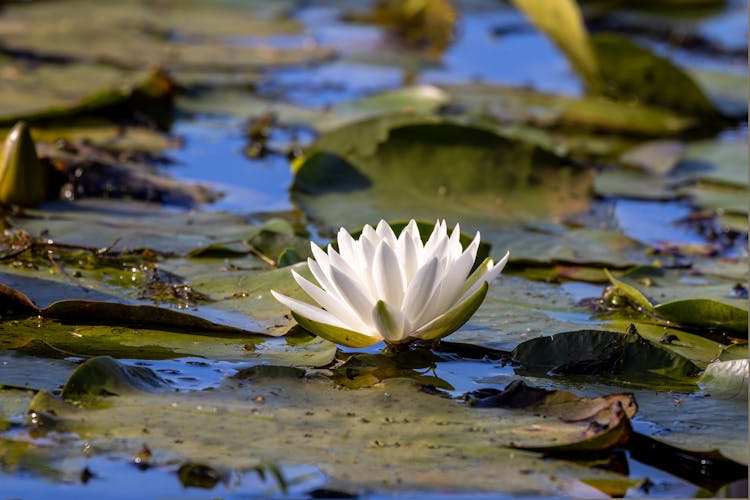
[409,281,489,343]
[290,311,381,348]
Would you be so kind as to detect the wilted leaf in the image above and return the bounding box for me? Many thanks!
[470,380,634,453]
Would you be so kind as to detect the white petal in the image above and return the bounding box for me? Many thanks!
[310,242,331,275]
[372,241,405,307]
[371,300,407,342]
[292,270,368,331]
[375,220,397,248]
[448,222,463,260]
[422,220,444,259]
[433,239,478,310]
[402,257,439,320]
[307,258,340,298]
[271,290,348,329]
[423,233,449,267]
[360,224,378,246]
[398,220,419,244]
[337,228,357,264]
[330,265,375,325]
[399,231,419,283]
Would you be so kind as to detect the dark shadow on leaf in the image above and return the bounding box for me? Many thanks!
[292,151,371,195]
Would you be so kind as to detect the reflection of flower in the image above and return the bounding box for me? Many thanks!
[272,220,509,347]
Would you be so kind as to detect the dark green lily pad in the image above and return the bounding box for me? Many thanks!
[512,329,700,387]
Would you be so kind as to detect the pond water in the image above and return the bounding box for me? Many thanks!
[0,0,747,498]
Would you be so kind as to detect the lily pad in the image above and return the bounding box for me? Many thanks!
[292,116,595,237]
[604,269,749,334]
[443,83,695,136]
[512,329,700,387]
[22,358,648,495]
[0,62,173,125]
[698,359,748,400]
[590,33,719,117]
[469,380,636,454]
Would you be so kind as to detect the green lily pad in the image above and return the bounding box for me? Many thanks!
[0,62,173,125]
[618,140,686,175]
[443,83,694,136]
[292,116,596,240]
[590,33,719,117]
[594,166,677,200]
[604,269,748,334]
[22,358,648,495]
[512,329,700,387]
[11,199,264,256]
[603,319,733,367]
[698,359,748,400]
[0,317,335,371]
[62,356,170,407]
[677,139,749,189]
[0,1,331,87]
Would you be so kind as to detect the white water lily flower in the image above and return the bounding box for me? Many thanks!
[271,220,509,347]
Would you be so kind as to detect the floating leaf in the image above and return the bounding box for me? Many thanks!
[444,83,694,136]
[698,359,748,400]
[366,0,458,54]
[23,366,645,495]
[512,329,700,386]
[589,34,719,117]
[62,356,169,406]
[604,270,748,334]
[293,116,594,232]
[470,380,634,453]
